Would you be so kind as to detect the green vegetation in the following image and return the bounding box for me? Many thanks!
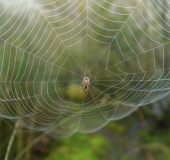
[67,84,84,101]
[44,133,108,160]
[0,0,170,159]
[41,110,170,160]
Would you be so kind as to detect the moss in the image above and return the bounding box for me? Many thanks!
[44,133,108,160]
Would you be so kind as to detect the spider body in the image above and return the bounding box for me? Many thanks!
[82,77,90,100]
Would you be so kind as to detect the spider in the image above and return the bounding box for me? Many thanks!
[82,77,90,100]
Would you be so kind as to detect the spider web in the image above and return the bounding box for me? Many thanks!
[1,0,170,138]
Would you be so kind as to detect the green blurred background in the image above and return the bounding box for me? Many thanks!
[1,0,170,159]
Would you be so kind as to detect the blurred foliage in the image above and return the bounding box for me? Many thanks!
[44,133,108,160]
[66,84,84,101]
[1,0,170,159]
[40,109,170,160]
